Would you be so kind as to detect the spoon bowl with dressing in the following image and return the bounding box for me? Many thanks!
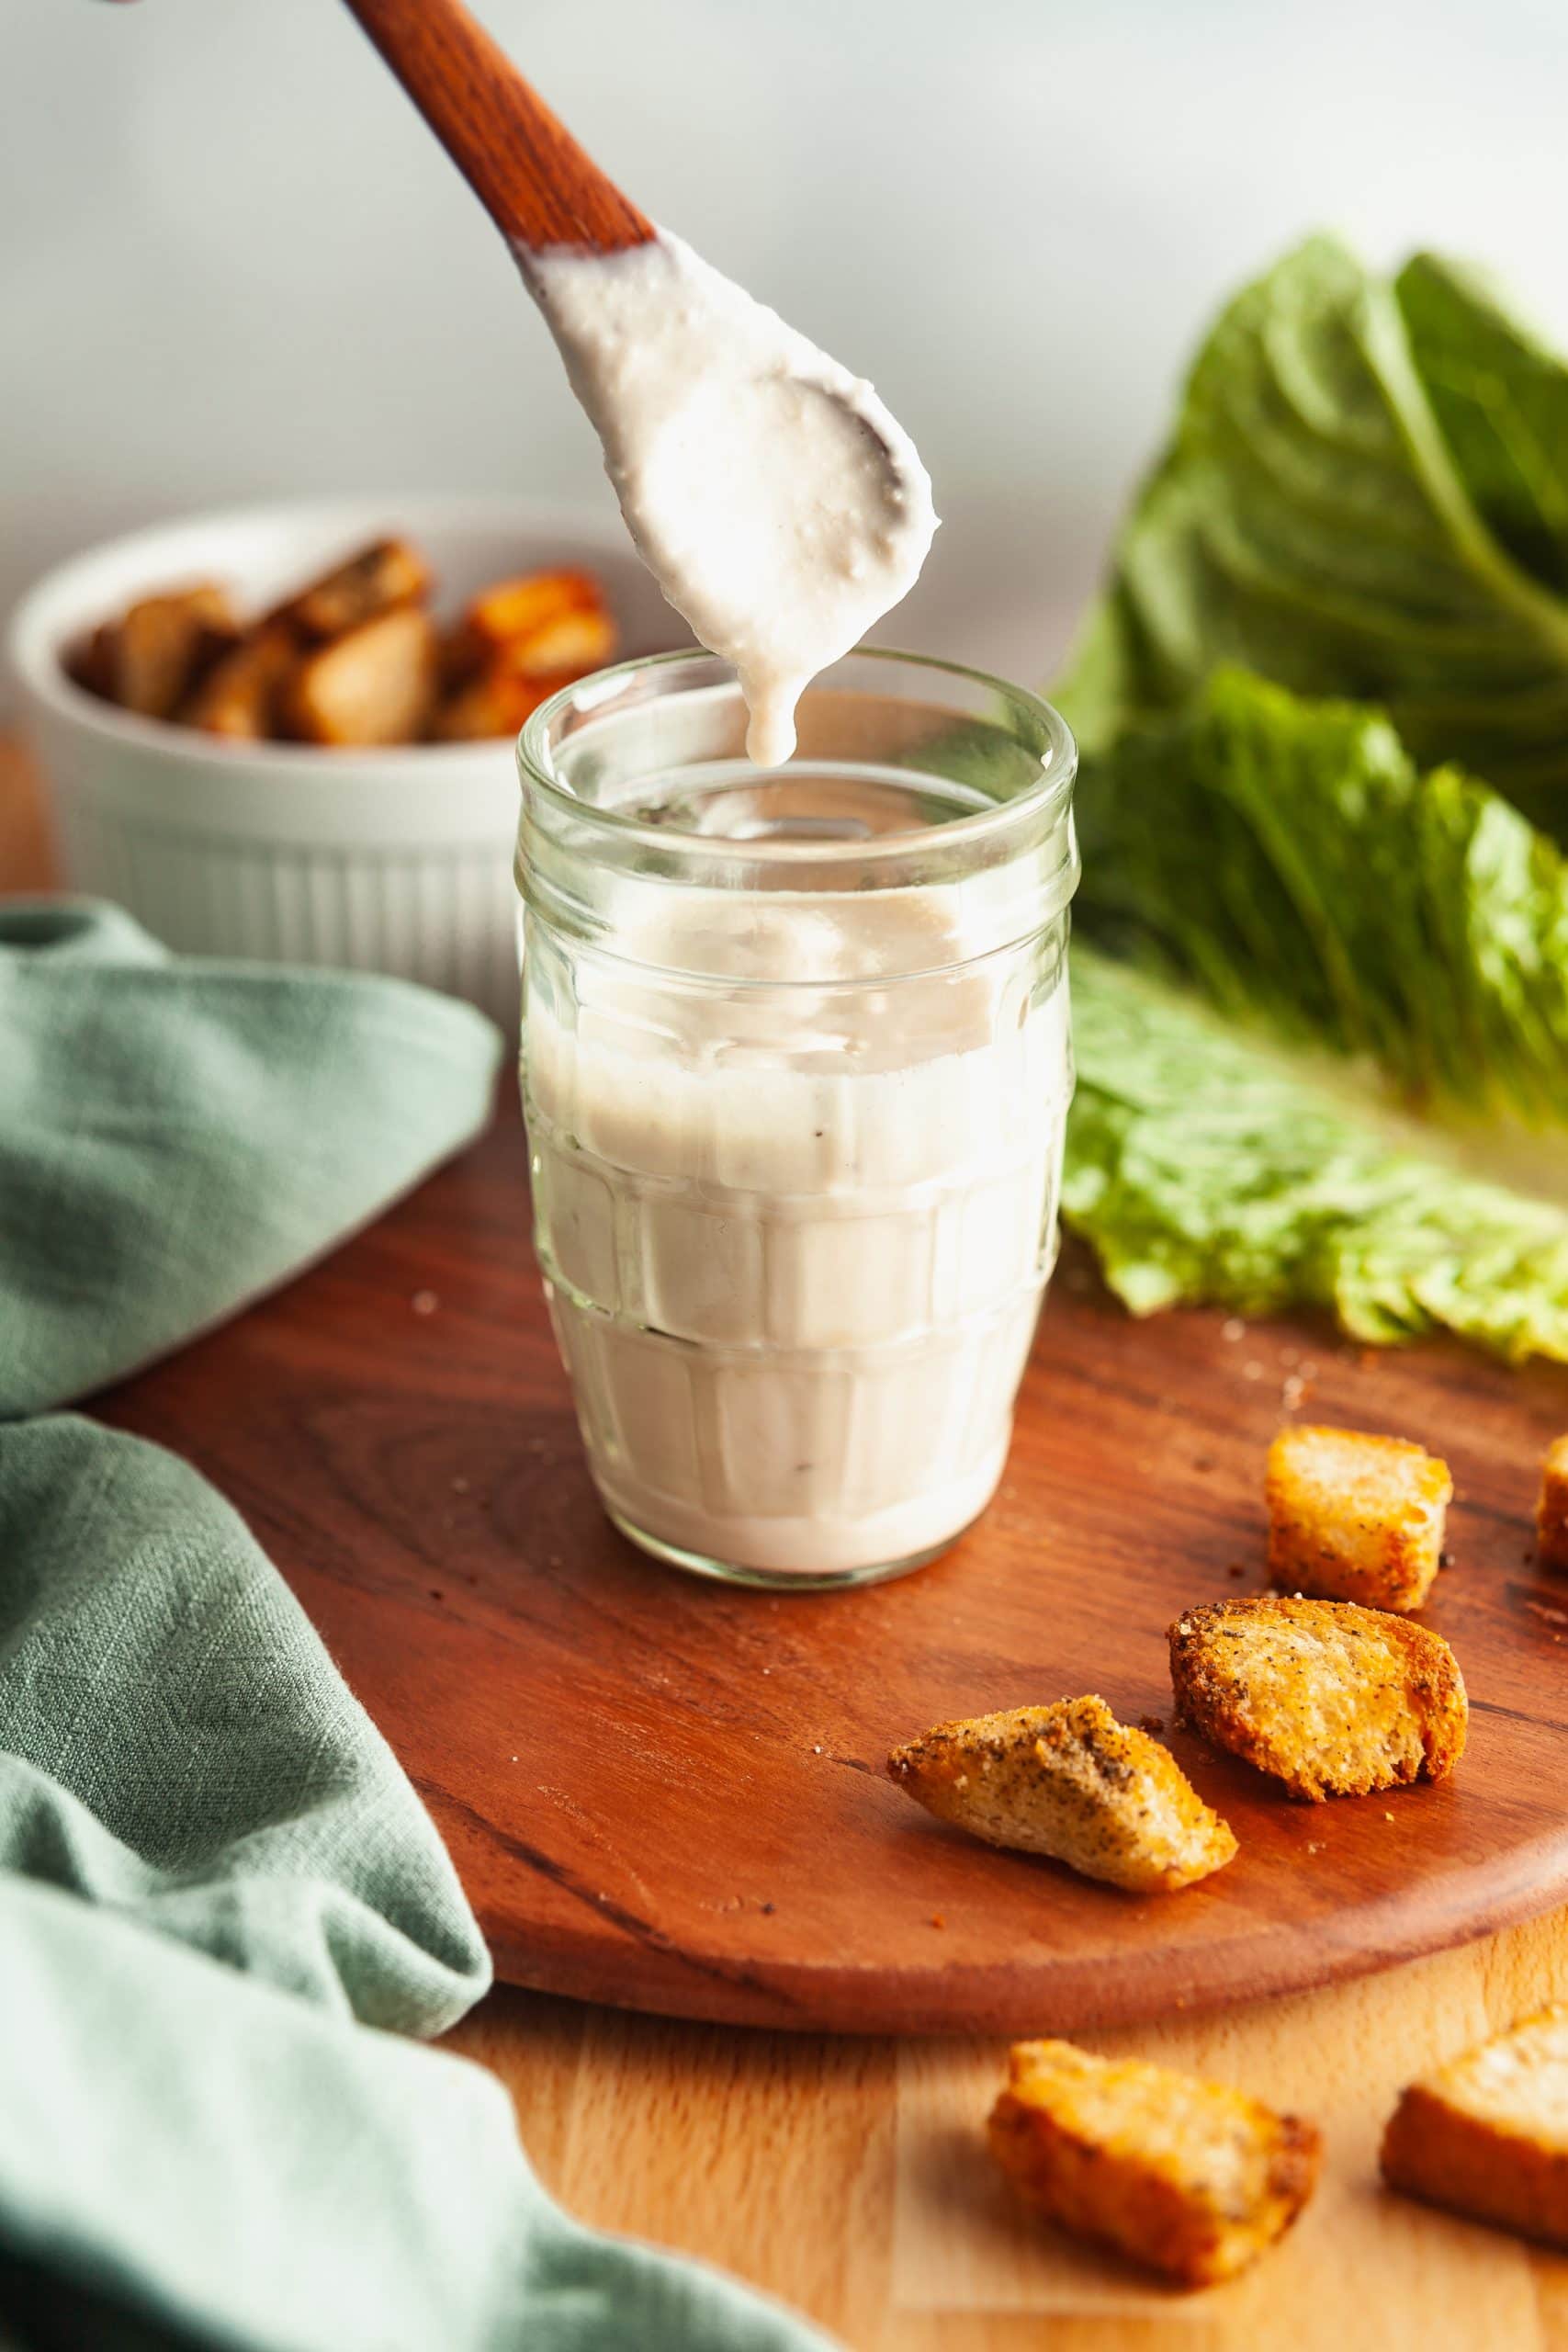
[341,0,938,763]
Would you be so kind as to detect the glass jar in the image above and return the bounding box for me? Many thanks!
[515,649,1078,1590]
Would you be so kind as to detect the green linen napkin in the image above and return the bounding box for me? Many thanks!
[0,1871,834,2352]
[0,906,835,2352]
[0,1414,484,2034]
[0,900,503,1417]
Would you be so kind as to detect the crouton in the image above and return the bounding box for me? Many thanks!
[498,604,616,680]
[886,1697,1237,1894]
[461,567,602,652]
[989,2039,1321,2288]
[280,607,436,747]
[1537,1438,1568,1574]
[75,584,239,719]
[428,671,546,743]
[1382,2005,1568,2246]
[437,571,615,710]
[1265,1425,1451,1611]
[178,625,298,741]
[273,537,428,640]
[1168,1596,1466,1804]
[63,619,120,703]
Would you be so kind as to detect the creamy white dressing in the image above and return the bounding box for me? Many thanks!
[522,230,938,765]
[525,892,1071,1577]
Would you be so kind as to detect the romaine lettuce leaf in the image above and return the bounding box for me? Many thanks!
[1057,236,1568,837]
[1396,253,1568,601]
[1065,948,1568,1363]
[1073,667,1568,1125]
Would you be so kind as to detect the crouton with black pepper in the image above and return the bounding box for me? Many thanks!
[1537,1438,1568,1575]
[1382,2004,1568,2246]
[886,1697,1236,1894]
[1168,1596,1466,1804]
[1265,1425,1451,1611]
[989,2039,1321,2288]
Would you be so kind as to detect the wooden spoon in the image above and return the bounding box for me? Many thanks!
[340,0,654,256]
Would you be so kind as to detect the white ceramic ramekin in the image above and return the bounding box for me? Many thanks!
[6,496,686,1027]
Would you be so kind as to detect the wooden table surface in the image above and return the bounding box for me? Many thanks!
[7,735,1566,2350]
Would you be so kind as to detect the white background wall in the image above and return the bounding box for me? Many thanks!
[7,0,1568,697]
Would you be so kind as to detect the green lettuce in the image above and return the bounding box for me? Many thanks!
[1396,253,1568,601]
[1058,236,1568,838]
[1064,949,1568,1362]
[1051,233,1568,1360]
[1073,666,1568,1125]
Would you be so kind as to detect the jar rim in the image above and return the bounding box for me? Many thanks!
[516,646,1076,866]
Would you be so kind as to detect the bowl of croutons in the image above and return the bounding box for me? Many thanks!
[7,496,691,1023]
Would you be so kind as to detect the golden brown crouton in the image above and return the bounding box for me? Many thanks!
[1168,1596,1466,1804]
[1382,2005,1568,2246]
[86,584,239,719]
[281,607,436,747]
[1266,1424,1451,1611]
[1537,1438,1568,1574]
[461,567,602,652]
[63,618,120,703]
[886,1697,1237,1894]
[178,625,298,741]
[273,537,428,640]
[989,2039,1321,2288]
[497,604,616,680]
[427,671,546,743]
[435,570,616,723]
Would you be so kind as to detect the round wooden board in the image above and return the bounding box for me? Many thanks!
[101,1090,1568,2035]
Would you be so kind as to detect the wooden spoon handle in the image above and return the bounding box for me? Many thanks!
[340,0,654,255]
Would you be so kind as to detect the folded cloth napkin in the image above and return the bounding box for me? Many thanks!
[0,900,503,1417]
[0,906,835,2352]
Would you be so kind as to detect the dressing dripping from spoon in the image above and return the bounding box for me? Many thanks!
[342,0,938,765]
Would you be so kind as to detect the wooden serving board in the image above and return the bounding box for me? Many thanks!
[100,1088,1568,2036]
